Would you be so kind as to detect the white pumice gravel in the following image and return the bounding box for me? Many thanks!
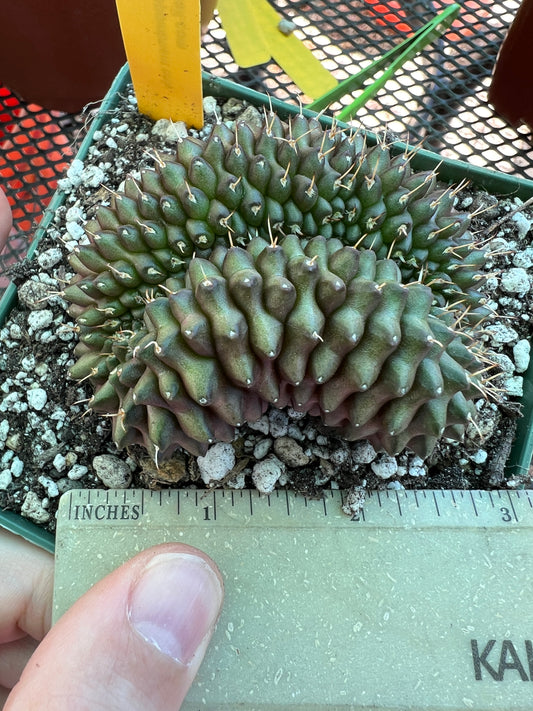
[252,455,286,494]
[1,82,532,533]
[197,443,236,486]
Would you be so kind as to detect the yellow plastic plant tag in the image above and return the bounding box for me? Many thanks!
[216,0,336,99]
[115,0,203,128]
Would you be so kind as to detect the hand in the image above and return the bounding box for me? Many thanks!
[0,189,12,252]
[0,529,224,710]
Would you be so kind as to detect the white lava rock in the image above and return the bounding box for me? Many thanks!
[37,247,63,270]
[92,454,132,488]
[202,96,218,115]
[502,375,523,397]
[197,443,235,485]
[151,118,188,142]
[68,464,89,481]
[27,309,54,331]
[513,339,531,373]
[53,453,67,473]
[0,470,12,489]
[371,454,398,480]
[17,280,50,310]
[351,441,377,464]
[500,267,531,295]
[38,475,60,498]
[252,455,286,494]
[66,159,85,187]
[27,388,48,411]
[485,323,519,344]
[470,449,488,464]
[512,212,532,240]
[10,456,23,477]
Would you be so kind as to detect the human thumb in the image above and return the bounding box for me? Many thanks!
[5,543,224,711]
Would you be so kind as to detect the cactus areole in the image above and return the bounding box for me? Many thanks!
[64,112,495,463]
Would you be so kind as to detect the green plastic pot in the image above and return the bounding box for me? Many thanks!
[1,64,533,551]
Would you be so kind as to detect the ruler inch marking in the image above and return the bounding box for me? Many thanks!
[505,490,519,523]
[54,488,533,710]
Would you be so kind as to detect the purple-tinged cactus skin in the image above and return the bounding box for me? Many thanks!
[64,112,494,462]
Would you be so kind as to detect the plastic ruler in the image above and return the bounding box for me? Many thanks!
[53,488,533,710]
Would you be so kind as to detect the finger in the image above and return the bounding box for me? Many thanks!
[0,530,54,643]
[5,543,224,711]
[0,188,12,250]
[1,684,10,708]
[0,637,38,689]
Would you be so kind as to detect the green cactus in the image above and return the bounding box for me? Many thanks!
[64,111,494,463]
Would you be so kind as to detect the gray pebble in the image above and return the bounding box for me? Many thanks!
[237,105,263,131]
[268,409,289,437]
[287,423,305,441]
[92,454,132,488]
[330,444,350,465]
[273,436,310,467]
[278,19,297,35]
[21,491,50,524]
[248,415,270,435]
[341,485,366,517]
[253,438,272,460]
[197,442,235,485]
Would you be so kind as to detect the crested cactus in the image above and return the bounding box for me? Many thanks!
[64,110,495,463]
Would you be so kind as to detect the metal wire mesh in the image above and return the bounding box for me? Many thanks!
[202,0,533,177]
[0,88,85,288]
[0,0,531,291]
